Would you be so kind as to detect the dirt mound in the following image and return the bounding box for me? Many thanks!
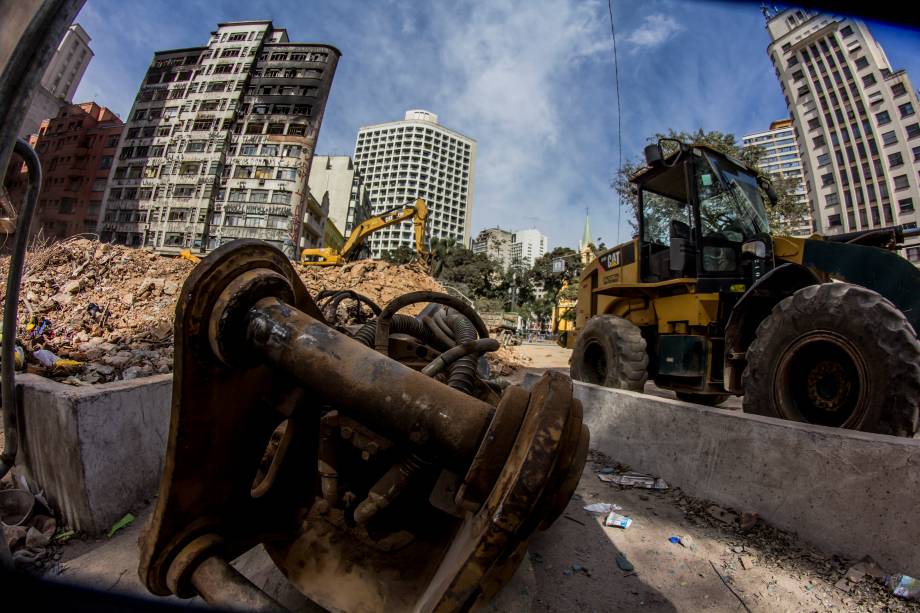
[0,240,471,384]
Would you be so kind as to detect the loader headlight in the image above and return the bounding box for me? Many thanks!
[742,239,767,259]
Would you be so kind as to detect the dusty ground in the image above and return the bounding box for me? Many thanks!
[512,341,917,612]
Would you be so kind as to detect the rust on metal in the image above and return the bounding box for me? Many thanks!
[138,239,589,612]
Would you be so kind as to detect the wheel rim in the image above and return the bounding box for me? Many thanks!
[774,331,870,428]
[582,341,608,385]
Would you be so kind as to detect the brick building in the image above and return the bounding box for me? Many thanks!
[6,102,122,239]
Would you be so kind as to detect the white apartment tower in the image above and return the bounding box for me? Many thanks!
[309,155,372,237]
[742,118,812,236]
[19,24,93,138]
[98,21,339,257]
[765,8,920,241]
[353,110,476,258]
[510,228,548,268]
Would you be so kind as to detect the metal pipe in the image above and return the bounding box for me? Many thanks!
[245,298,494,472]
[189,556,286,612]
[1,140,42,479]
[421,339,500,377]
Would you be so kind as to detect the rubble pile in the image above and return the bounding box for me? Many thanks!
[0,240,514,384]
[487,346,533,377]
[299,259,444,318]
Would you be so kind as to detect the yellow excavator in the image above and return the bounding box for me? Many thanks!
[301,197,430,266]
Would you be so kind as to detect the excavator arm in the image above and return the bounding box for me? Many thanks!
[301,198,429,266]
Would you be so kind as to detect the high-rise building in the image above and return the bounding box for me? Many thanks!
[765,8,920,248]
[6,102,122,239]
[309,155,372,238]
[471,227,514,268]
[743,118,812,236]
[510,228,548,268]
[20,24,93,138]
[97,21,339,257]
[353,110,476,258]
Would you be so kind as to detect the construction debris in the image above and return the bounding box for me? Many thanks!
[0,239,521,384]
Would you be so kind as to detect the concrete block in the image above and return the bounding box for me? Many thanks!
[524,374,920,577]
[15,374,172,534]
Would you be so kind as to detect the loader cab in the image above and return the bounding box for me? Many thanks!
[634,143,773,285]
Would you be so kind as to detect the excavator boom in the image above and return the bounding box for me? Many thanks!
[301,198,429,266]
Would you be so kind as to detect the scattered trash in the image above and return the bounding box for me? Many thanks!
[706,505,738,526]
[615,552,634,572]
[739,555,755,570]
[732,546,744,553]
[583,502,622,514]
[739,512,758,532]
[604,511,632,529]
[598,467,615,475]
[887,574,920,600]
[52,529,76,543]
[678,535,696,551]
[668,536,681,544]
[597,470,667,490]
[107,513,135,538]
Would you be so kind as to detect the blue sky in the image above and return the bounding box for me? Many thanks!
[72,0,920,250]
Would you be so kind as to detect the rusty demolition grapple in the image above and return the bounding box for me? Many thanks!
[138,240,589,612]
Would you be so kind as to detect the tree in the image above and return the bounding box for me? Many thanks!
[612,128,808,234]
[381,245,417,264]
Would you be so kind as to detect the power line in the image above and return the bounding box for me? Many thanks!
[606,0,623,244]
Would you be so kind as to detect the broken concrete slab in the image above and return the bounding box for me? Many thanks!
[523,374,920,578]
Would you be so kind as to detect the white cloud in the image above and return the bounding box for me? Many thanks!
[624,13,684,49]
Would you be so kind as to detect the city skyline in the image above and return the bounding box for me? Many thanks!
[67,1,920,251]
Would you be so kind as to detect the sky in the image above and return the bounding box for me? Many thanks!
[72,0,920,250]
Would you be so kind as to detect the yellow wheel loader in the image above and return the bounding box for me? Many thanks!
[301,197,430,266]
[569,139,920,436]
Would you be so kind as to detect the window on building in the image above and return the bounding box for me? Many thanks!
[875,110,891,125]
[854,56,869,70]
[828,213,842,226]
[882,130,898,146]
[266,123,285,135]
[889,152,904,168]
[174,185,195,198]
[825,192,840,206]
[233,166,253,178]
[245,122,263,135]
[229,189,247,202]
[899,198,915,213]
[787,56,799,68]
[185,140,206,152]
[240,144,258,155]
[271,191,291,204]
[813,135,826,148]
[840,25,854,37]
[807,117,821,130]
[908,123,920,139]
[192,119,212,131]
[143,165,159,178]
[816,152,831,166]
[276,168,296,181]
[891,83,907,97]
[861,73,876,87]
[250,189,269,203]
[284,145,301,157]
[99,156,113,169]
[254,166,272,180]
[893,175,910,190]
[821,172,835,187]
[179,162,200,175]
[913,145,920,161]
[261,144,278,156]
[899,102,915,118]
[287,124,306,136]
[907,247,920,263]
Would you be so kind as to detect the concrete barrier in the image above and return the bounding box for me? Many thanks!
[15,374,172,534]
[523,374,920,577]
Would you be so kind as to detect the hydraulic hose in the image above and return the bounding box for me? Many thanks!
[446,313,480,395]
[421,338,500,377]
[373,292,488,356]
[352,313,439,349]
[1,140,42,479]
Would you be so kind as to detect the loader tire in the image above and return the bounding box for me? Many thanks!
[676,392,730,406]
[570,315,648,391]
[742,283,920,436]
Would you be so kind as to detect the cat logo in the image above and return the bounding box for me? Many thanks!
[599,250,621,270]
